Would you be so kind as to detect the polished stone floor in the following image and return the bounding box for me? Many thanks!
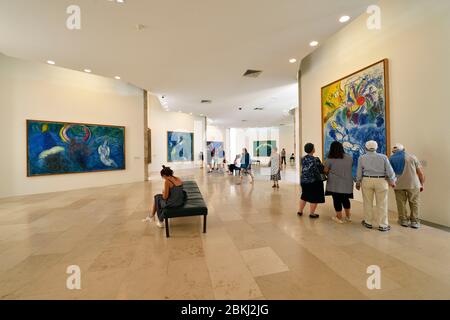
[0,167,449,300]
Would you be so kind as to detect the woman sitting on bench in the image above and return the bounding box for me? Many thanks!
[147,166,185,228]
[228,154,241,175]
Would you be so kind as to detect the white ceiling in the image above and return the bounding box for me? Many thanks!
[0,0,373,128]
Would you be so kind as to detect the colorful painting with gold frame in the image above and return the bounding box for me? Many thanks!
[321,59,390,176]
[27,120,125,176]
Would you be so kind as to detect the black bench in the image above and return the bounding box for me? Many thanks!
[162,181,208,238]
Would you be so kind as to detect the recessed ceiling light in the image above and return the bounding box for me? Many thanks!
[114,76,121,80]
[116,0,125,3]
[339,15,350,23]
[310,41,319,47]
[289,58,297,64]
[84,69,92,73]
[47,60,56,65]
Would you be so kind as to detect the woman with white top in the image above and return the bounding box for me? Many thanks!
[269,147,281,188]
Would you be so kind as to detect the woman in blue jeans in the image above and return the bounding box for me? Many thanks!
[238,148,254,184]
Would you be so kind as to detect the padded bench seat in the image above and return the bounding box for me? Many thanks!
[162,181,208,237]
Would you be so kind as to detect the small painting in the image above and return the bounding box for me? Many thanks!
[253,140,277,157]
[167,131,194,162]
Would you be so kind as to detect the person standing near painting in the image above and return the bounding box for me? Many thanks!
[269,147,281,188]
[207,148,214,173]
[356,140,396,232]
[324,141,354,223]
[298,143,325,218]
[281,148,287,167]
[389,143,425,229]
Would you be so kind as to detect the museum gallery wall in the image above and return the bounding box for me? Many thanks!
[167,131,194,162]
[27,120,126,176]
[321,59,389,176]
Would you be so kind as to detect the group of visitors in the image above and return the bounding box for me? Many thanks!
[207,148,226,173]
[145,139,424,232]
[298,140,425,231]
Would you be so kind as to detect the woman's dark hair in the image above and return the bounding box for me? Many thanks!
[243,148,248,154]
[328,141,345,159]
[160,165,174,177]
[304,143,314,154]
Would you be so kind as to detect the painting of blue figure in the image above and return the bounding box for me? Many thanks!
[321,60,390,177]
[167,131,194,162]
[27,120,125,176]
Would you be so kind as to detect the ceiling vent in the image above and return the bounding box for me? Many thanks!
[243,69,263,78]
[201,99,212,104]
[241,120,248,122]
[253,107,264,111]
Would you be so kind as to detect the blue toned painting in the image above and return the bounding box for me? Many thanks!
[207,141,224,158]
[167,131,194,162]
[27,120,125,176]
[322,60,389,176]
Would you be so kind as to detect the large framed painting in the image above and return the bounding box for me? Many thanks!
[321,59,390,176]
[253,140,277,157]
[167,131,194,162]
[27,120,125,177]
[207,141,224,158]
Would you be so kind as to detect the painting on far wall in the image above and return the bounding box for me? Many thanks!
[167,131,194,162]
[207,141,224,157]
[253,140,277,157]
[321,59,390,177]
[27,120,125,176]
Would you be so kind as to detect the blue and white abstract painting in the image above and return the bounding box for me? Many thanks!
[322,60,389,176]
[167,131,194,162]
[27,120,125,176]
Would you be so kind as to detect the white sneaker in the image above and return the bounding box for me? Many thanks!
[142,215,155,223]
[332,217,344,224]
[344,216,352,223]
[155,220,165,228]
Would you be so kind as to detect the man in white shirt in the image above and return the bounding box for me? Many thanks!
[356,140,396,232]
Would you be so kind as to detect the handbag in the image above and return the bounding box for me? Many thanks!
[315,159,328,182]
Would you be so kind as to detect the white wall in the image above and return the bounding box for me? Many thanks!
[147,93,205,172]
[279,124,295,158]
[0,54,145,198]
[299,0,450,226]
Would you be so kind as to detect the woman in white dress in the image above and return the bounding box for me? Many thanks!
[269,147,281,188]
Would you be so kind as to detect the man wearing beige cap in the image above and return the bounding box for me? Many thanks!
[389,143,425,229]
[356,140,396,232]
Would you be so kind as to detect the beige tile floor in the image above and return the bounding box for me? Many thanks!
[0,167,449,300]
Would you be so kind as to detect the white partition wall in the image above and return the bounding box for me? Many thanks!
[148,93,205,173]
[0,54,145,198]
